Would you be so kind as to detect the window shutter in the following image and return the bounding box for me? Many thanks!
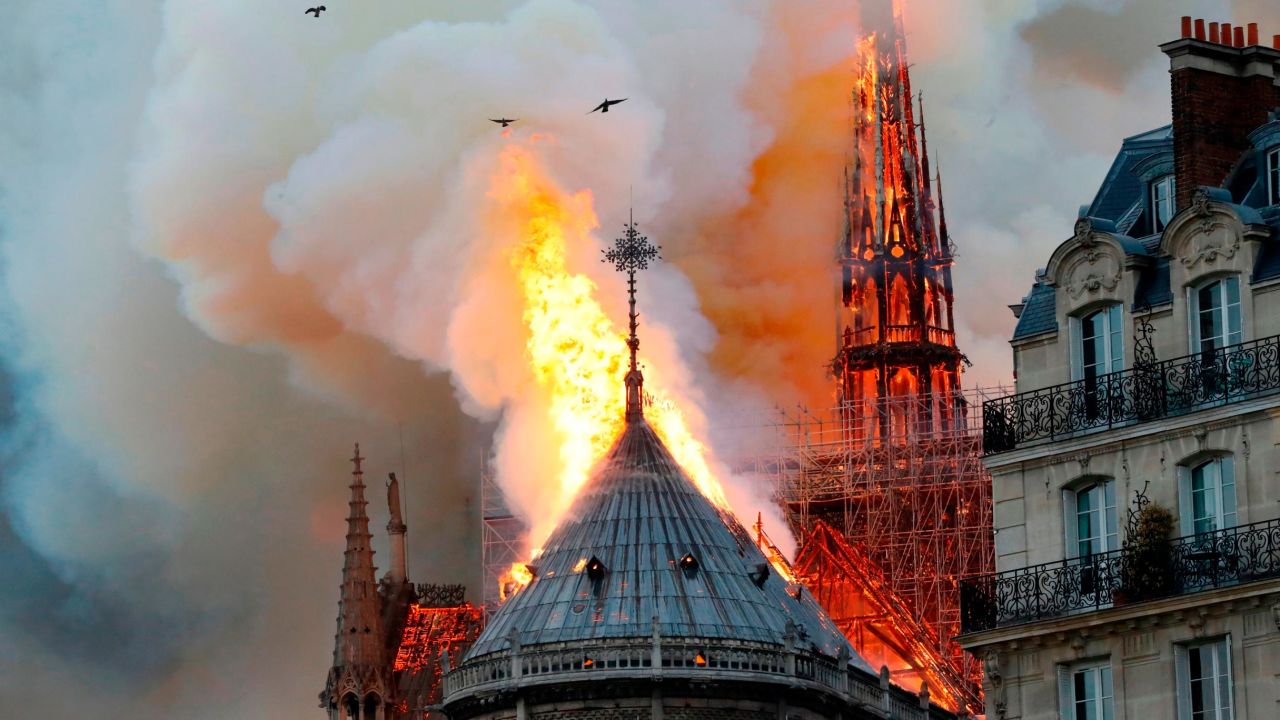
[1063,488,1079,559]
[1174,644,1192,720]
[1177,465,1193,536]
[1057,664,1074,720]
[1220,457,1237,530]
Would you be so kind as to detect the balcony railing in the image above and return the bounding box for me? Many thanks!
[959,518,1280,633]
[983,334,1280,454]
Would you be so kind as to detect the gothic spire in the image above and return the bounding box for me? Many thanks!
[333,443,384,667]
[603,210,661,423]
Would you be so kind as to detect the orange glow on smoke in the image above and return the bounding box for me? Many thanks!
[490,145,731,596]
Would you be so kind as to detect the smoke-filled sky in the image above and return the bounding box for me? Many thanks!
[2,0,1277,716]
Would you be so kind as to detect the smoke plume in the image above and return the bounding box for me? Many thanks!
[4,0,1261,716]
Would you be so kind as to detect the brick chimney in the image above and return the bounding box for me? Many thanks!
[1162,17,1280,210]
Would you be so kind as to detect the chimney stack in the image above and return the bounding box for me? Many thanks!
[1163,18,1280,209]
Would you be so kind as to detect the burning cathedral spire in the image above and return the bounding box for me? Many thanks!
[836,0,964,440]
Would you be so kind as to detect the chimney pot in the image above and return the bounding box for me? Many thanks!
[1273,34,1280,49]
[1234,26,1245,47]
[1209,22,1220,44]
[1247,23,1259,47]
[1182,16,1193,38]
[1222,23,1233,45]
[1195,18,1207,41]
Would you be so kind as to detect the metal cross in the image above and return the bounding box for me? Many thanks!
[602,213,661,375]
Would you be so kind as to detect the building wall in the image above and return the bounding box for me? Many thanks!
[1013,201,1269,396]
[964,184,1280,719]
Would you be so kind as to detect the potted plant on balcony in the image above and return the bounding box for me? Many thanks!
[1116,488,1176,604]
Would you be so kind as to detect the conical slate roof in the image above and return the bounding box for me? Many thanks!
[466,419,870,672]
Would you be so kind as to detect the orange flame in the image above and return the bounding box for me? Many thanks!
[489,144,731,597]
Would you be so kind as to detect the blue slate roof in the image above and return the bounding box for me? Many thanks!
[466,418,866,668]
[1012,122,1280,342]
[1087,125,1173,227]
[1012,281,1057,341]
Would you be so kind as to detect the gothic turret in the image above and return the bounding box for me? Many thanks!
[321,444,391,720]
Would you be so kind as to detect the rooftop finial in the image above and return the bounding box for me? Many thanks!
[351,443,364,478]
[603,208,661,423]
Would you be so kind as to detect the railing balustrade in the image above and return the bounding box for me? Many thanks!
[983,334,1280,454]
[960,518,1280,633]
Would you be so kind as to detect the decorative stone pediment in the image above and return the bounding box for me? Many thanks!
[1161,188,1268,283]
[1046,218,1127,310]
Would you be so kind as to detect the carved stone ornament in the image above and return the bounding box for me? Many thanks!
[1064,249,1121,300]
[1073,217,1097,248]
[1179,188,1240,268]
[984,649,1007,719]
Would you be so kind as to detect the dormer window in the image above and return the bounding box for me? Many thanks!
[1151,174,1176,232]
[1267,147,1279,206]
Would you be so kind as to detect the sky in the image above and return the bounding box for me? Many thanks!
[1,0,1276,717]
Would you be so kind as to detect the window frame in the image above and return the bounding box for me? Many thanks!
[1188,276,1242,356]
[1070,304,1124,382]
[1057,660,1115,720]
[1175,636,1234,720]
[1063,477,1119,559]
[1152,174,1177,233]
[1178,456,1237,536]
[1267,147,1279,206]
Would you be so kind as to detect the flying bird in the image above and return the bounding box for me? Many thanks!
[304,6,326,17]
[490,118,518,128]
[588,98,627,114]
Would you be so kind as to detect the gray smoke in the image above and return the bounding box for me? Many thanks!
[3,0,1267,717]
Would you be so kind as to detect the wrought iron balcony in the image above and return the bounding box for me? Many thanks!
[959,518,1280,633]
[983,334,1280,454]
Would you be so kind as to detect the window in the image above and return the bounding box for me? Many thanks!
[1065,479,1118,558]
[1179,457,1237,535]
[1072,305,1124,381]
[1268,148,1279,206]
[1152,174,1176,232]
[1058,662,1114,720]
[1189,277,1242,355]
[1176,637,1233,720]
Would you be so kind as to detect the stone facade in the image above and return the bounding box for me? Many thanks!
[960,18,1280,720]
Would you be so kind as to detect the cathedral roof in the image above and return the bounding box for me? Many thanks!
[464,418,869,671]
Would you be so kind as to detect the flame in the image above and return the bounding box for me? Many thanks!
[489,144,731,596]
[499,562,534,601]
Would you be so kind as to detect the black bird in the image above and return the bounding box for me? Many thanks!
[305,6,326,17]
[588,98,627,114]
[489,118,518,128]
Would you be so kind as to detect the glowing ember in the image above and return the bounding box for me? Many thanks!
[489,145,731,579]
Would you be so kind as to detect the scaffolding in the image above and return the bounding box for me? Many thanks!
[480,462,526,612]
[740,386,1007,703]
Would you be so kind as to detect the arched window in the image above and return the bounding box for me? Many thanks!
[1189,276,1242,355]
[1064,477,1118,558]
[1178,456,1237,536]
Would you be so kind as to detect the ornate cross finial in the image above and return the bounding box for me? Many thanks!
[351,443,364,477]
[603,210,661,423]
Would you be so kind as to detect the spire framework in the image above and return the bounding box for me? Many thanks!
[602,212,661,423]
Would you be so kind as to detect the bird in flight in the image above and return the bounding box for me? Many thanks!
[489,118,518,128]
[304,6,326,17]
[588,98,627,114]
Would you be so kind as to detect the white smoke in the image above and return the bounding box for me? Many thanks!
[8,0,1265,716]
